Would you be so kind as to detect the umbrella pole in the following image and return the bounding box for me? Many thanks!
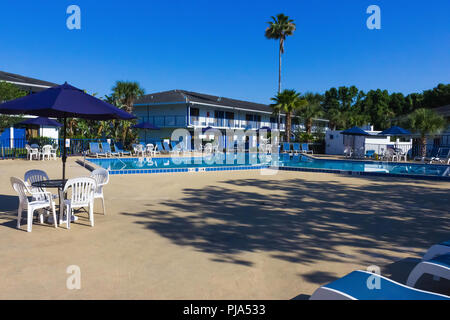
[62,117,67,180]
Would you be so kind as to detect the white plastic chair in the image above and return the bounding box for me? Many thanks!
[25,144,39,160]
[90,168,109,215]
[204,143,213,155]
[10,177,57,232]
[40,145,54,160]
[133,144,145,157]
[146,144,155,156]
[63,177,96,229]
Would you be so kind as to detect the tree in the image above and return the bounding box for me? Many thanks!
[265,13,296,129]
[296,92,324,135]
[271,89,306,142]
[408,108,446,157]
[111,81,145,143]
[0,81,27,131]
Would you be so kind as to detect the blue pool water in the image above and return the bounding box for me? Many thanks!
[87,153,450,178]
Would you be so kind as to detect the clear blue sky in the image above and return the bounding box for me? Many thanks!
[0,0,449,104]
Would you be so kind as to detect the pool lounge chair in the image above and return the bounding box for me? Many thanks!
[155,141,167,154]
[292,143,301,155]
[309,270,449,300]
[282,142,291,154]
[101,142,120,157]
[301,143,313,154]
[89,142,108,158]
[365,150,375,159]
[114,142,131,156]
[422,240,450,260]
[163,141,172,153]
[429,147,450,164]
[406,253,450,288]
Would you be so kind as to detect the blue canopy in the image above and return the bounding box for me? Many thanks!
[18,117,62,127]
[341,126,370,136]
[0,82,135,179]
[132,122,160,130]
[378,126,411,136]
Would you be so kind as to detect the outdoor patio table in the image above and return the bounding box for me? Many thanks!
[31,179,67,227]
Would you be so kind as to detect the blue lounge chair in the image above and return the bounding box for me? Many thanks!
[101,142,120,157]
[292,143,301,154]
[423,240,450,260]
[282,142,291,154]
[155,141,167,154]
[301,143,313,154]
[310,270,449,300]
[89,142,107,158]
[114,142,131,156]
[163,141,172,153]
[407,253,450,288]
[365,150,376,159]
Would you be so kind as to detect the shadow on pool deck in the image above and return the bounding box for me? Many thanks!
[121,176,449,271]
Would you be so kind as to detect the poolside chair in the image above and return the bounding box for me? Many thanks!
[10,177,57,232]
[309,270,449,300]
[40,145,55,160]
[406,253,450,288]
[63,177,96,229]
[132,143,145,157]
[25,144,39,160]
[163,141,172,154]
[114,142,131,156]
[301,143,313,155]
[282,142,291,154]
[146,143,155,156]
[364,150,375,159]
[343,146,353,158]
[155,141,167,154]
[24,169,58,202]
[429,147,450,164]
[292,143,301,155]
[101,142,120,157]
[422,240,450,260]
[89,142,108,158]
[90,168,109,215]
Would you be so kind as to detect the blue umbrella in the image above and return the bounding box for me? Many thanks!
[341,126,370,136]
[132,121,160,143]
[0,82,135,179]
[202,126,215,133]
[257,126,271,133]
[378,126,411,136]
[18,117,63,127]
[132,121,160,130]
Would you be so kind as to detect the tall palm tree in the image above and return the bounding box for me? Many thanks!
[265,14,296,129]
[271,89,306,142]
[296,92,324,135]
[265,14,296,94]
[111,81,145,143]
[408,108,446,157]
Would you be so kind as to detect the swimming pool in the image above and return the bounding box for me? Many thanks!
[86,153,450,180]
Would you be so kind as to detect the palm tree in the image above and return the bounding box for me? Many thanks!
[111,81,145,143]
[296,93,324,135]
[270,89,306,142]
[265,14,296,129]
[408,108,446,157]
[111,81,145,113]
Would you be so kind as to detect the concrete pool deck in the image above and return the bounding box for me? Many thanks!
[0,157,449,299]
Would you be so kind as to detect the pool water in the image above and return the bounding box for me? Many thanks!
[87,153,450,178]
